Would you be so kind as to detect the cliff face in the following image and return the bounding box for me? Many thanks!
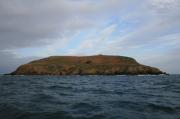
[11,55,164,75]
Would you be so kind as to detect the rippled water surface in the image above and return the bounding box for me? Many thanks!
[0,75,180,119]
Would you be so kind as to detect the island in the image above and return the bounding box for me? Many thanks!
[10,55,165,75]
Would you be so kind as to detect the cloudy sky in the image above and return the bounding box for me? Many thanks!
[0,0,180,74]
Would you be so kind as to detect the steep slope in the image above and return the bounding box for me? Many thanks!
[10,55,164,75]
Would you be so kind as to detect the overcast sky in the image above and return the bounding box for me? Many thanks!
[0,0,180,74]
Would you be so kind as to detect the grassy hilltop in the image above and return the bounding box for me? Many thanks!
[11,55,164,75]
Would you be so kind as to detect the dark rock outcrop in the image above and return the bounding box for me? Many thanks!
[10,55,165,75]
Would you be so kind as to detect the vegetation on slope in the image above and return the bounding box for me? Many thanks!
[11,55,164,75]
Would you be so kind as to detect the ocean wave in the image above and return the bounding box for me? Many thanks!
[0,103,105,119]
[0,75,180,119]
[147,103,176,113]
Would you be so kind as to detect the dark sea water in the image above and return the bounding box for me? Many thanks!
[0,75,180,119]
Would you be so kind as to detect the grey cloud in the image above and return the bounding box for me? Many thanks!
[0,0,128,50]
[105,0,180,50]
[137,47,180,74]
[0,0,72,49]
[0,51,38,74]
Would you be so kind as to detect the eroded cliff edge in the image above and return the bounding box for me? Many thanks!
[10,55,165,75]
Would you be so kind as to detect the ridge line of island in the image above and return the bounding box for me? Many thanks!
[9,55,167,75]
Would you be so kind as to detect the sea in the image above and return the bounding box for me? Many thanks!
[0,75,180,119]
